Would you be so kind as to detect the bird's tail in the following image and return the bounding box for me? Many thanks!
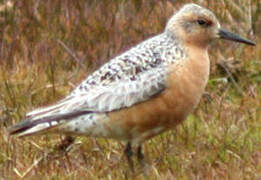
[8,94,92,137]
[8,110,90,137]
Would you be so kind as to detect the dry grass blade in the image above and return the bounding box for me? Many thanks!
[13,156,44,178]
[57,39,86,71]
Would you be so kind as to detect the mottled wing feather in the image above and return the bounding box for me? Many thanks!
[59,66,167,112]
[69,33,182,94]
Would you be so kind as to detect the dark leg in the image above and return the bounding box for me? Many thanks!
[137,145,145,168]
[124,142,134,171]
[57,136,75,151]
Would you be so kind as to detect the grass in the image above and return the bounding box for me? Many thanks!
[0,0,260,179]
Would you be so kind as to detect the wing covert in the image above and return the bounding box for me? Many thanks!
[64,66,167,112]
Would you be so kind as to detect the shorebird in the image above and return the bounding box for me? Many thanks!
[9,3,255,170]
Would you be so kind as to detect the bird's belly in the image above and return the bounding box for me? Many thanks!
[108,58,209,144]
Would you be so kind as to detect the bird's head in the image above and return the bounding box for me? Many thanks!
[166,4,255,48]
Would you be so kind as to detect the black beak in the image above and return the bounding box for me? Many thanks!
[218,28,255,46]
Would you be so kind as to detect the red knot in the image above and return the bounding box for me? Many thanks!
[9,3,255,170]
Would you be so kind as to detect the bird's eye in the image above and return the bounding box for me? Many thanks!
[197,19,207,26]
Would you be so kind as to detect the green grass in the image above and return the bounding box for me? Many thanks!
[0,0,260,179]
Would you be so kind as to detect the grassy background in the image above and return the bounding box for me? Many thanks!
[0,0,260,179]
